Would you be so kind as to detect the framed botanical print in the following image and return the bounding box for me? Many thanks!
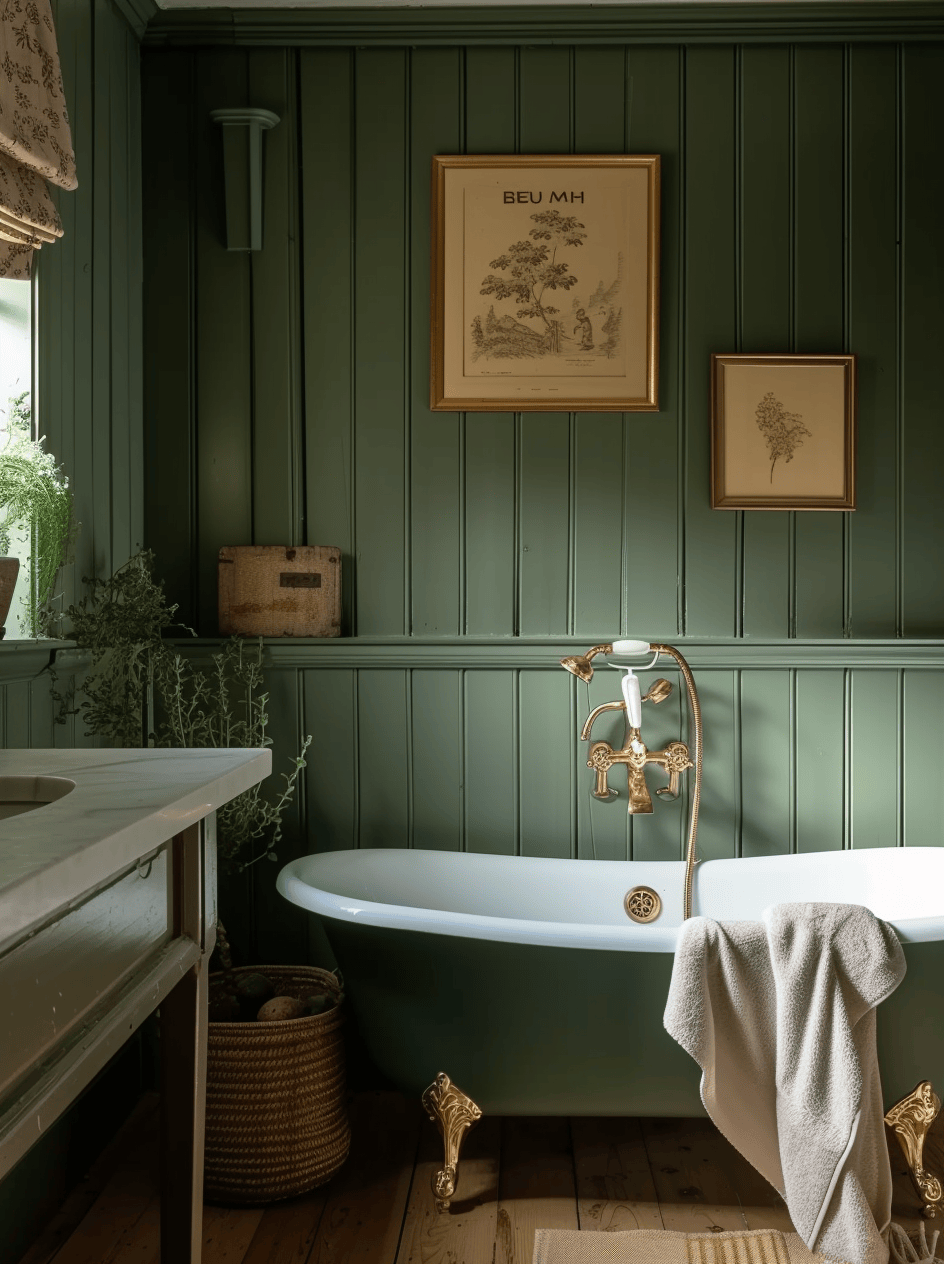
[430,154,660,412]
[710,354,857,510]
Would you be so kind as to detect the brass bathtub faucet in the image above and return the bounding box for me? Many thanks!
[580,681,693,814]
[586,726,693,813]
[561,641,704,919]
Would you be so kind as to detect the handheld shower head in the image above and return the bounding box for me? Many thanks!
[559,639,654,682]
[559,643,612,682]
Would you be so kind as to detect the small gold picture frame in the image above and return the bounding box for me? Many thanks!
[430,154,660,412]
[710,353,857,511]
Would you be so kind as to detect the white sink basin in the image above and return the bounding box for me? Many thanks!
[0,775,75,821]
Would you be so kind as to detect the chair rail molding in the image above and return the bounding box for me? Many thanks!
[160,638,944,672]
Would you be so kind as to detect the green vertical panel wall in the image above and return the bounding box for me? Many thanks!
[464,670,517,855]
[572,47,626,639]
[793,46,845,638]
[299,49,355,630]
[410,50,462,637]
[142,48,193,618]
[692,670,739,861]
[135,25,944,967]
[518,669,573,858]
[250,51,303,551]
[464,49,517,637]
[353,50,409,636]
[901,44,944,636]
[904,672,944,847]
[138,36,944,645]
[740,672,792,856]
[194,52,253,635]
[739,46,791,640]
[851,671,902,849]
[683,46,738,636]
[795,670,845,853]
[848,45,900,639]
[38,0,144,610]
[623,45,681,638]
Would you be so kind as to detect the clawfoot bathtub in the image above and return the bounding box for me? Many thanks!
[277,846,944,1210]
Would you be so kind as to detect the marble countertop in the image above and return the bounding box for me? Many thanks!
[0,747,272,948]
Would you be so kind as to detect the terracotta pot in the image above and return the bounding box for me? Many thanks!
[0,557,20,636]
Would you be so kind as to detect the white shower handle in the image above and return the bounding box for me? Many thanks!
[621,671,643,728]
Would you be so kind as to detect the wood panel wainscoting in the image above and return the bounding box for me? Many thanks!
[17,1090,941,1264]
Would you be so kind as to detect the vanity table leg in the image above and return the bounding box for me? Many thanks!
[160,959,208,1263]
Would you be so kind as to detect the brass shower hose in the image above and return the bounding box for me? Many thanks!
[650,644,703,921]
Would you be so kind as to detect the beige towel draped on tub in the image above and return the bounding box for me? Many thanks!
[664,904,906,1264]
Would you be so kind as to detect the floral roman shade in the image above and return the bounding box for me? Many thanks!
[0,0,77,279]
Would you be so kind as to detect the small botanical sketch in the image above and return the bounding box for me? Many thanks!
[471,209,623,364]
[710,354,857,511]
[754,391,813,483]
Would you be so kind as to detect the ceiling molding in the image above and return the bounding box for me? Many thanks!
[111,0,161,39]
[142,1,944,44]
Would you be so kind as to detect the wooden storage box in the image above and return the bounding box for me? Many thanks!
[219,545,341,637]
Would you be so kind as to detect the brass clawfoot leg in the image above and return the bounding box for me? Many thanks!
[421,1072,483,1212]
[885,1081,944,1218]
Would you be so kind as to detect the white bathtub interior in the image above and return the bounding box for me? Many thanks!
[278,845,944,952]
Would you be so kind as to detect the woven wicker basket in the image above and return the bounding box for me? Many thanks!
[204,965,350,1204]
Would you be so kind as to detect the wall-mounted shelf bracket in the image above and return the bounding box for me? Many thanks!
[209,108,280,252]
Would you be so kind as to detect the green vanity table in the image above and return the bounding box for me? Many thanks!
[0,747,271,1264]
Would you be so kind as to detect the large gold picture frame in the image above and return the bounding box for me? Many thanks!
[710,353,857,510]
[430,154,660,412]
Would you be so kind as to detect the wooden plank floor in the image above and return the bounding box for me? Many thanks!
[17,1091,941,1264]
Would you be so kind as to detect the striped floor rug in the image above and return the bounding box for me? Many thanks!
[533,1228,825,1264]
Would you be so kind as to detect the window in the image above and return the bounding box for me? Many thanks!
[0,277,33,638]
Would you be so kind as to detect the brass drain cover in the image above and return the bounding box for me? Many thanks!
[624,885,662,923]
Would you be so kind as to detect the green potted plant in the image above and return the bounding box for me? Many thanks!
[0,391,76,637]
[58,549,310,870]
[57,552,349,1203]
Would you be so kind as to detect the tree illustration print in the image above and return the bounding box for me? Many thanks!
[754,391,813,482]
[478,209,587,338]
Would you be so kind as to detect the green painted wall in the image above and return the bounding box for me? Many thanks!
[44,0,145,604]
[142,39,944,641]
[0,0,144,746]
[139,30,944,964]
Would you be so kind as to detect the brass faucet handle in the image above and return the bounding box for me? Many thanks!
[588,742,619,799]
[651,741,693,800]
[642,678,673,706]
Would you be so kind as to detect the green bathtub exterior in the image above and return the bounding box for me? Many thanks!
[319,916,944,1116]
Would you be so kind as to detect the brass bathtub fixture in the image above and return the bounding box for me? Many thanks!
[561,641,704,921]
[585,730,693,814]
[559,643,614,683]
[625,885,662,923]
[885,1081,944,1218]
[421,1072,483,1213]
